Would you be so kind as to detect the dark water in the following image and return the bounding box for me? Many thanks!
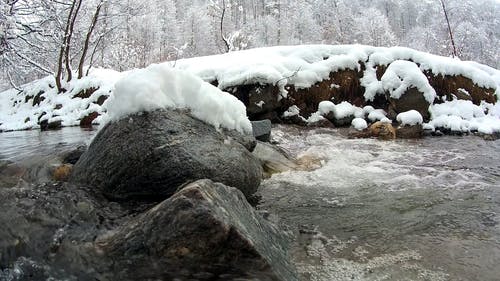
[0,127,96,162]
[258,126,500,281]
[1,126,499,280]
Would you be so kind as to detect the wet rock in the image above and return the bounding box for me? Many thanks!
[96,179,298,281]
[282,114,308,126]
[61,145,87,165]
[40,119,62,131]
[396,124,424,139]
[0,160,25,188]
[295,155,324,171]
[0,183,104,274]
[72,109,262,200]
[52,164,73,182]
[307,118,335,128]
[368,121,396,140]
[253,141,298,177]
[333,115,355,127]
[252,119,272,142]
[388,87,431,121]
[245,84,282,119]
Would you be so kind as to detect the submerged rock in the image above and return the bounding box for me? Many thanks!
[253,141,298,177]
[96,179,298,281]
[369,121,396,140]
[72,109,262,200]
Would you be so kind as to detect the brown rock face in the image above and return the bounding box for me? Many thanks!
[369,121,396,140]
[424,71,496,105]
[388,87,431,121]
[285,69,365,118]
[73,87,98,99]
[80,112,99,127]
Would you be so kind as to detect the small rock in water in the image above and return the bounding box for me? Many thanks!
[251,119,272,142]
[52,164,73,182]
[369,121,396,140]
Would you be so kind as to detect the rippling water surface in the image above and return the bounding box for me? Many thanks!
[258,125,500,281]
[0,127,96,161]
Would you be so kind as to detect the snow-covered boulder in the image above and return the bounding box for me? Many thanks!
[351,118,368,131]
[97,179,298,281]
[72,108,262,200]
[395,110,424,138]
[72,66,262,200]
[396,110,424,126]
[382,60,435,121]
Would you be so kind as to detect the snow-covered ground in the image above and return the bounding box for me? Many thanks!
[1,45,500,134]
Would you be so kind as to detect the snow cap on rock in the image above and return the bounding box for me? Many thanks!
[396,110,424,126]
[106,64,252,134]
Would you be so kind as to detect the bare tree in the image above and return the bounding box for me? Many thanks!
[439,0,458,57]
[78,0,104,79]
[55,0,81,92]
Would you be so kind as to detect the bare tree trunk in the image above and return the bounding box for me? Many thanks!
[64,0,83,82]
[220,0,230,52]
[55,0,77,93]
[439,0,458,57]
[78,1,103,79]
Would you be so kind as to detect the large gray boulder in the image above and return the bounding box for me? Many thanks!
[96,179,298,281]
[72,109,262,200]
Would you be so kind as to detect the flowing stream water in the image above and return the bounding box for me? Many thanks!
[258,125,500,281]
[0,126,499,281]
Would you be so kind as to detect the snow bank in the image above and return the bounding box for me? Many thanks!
[1,44,500,134]
[0,68,122,131]
[174,45,499,101]
[396,110,423,126]
[106,64,252,134]
[424,100,500,134]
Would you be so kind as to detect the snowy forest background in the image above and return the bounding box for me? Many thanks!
[1,0,499,91]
